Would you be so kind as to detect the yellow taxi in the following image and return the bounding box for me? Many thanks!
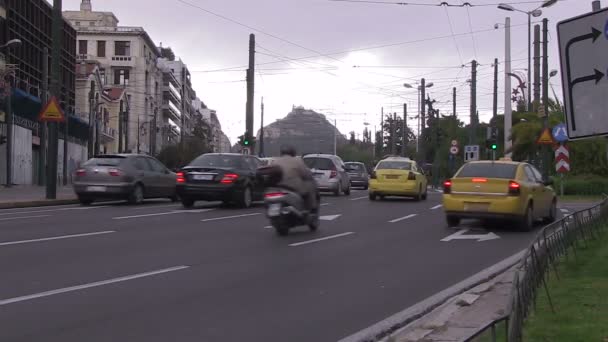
[442,159,557,231]
[369,156,428,201]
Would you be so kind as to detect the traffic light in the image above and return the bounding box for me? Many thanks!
[243,137,250,146]
[491,141,498,150]
[486,138,498,150]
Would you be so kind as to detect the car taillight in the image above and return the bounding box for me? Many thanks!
[108,168,122,177]
[75,169,86,177]
[443,180,452,194]
[508,181,521,196]
[370,171,377,179]
[265,192,286,199]
[176,172,186,183]
[330,170,337,178]
[408,172,416,180]
[221,173,239,184]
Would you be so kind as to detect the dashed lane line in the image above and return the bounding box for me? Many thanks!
[389,214,418,223]
[0,231,115,247]
[289,232,355,247]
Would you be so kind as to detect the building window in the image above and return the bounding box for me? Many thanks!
[114,69,130,85]
[99,68,106,85]
[115,41,131,56]
[78,40,88,55]
[89,21,95,26]
[75,21,80,26]
[97,41,106,57]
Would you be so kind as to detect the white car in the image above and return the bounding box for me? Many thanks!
[303,154,351,196]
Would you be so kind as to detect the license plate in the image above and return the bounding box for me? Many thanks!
[86,186,106,192]
[464,203,489,212]
[193,174,214,181]
[314,174,323,179]
[385,175,399,179]
[268,204,281,217]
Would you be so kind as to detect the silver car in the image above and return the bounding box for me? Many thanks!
[303,154,351,196]
[73,154,178,205]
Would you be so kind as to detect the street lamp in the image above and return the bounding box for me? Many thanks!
[498,4,544,112]
[404,82,433,153]
[548,69,563,111]
[0,39,22,50]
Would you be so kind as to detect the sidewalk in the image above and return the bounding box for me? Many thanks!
[0,185,78,209]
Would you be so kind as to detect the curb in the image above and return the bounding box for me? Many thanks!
[0,199,79,210]
[338,250,526,342]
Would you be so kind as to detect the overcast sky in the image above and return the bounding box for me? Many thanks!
[64,0,594,142]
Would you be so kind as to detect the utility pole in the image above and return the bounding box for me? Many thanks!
[380,107,384,155]
[259,96,264,157]
[245,34,255,148]
[88,81,95,158]
[39,48,49,186]
[504,16,513,157]
[5,72,12,187]
[150,108,157,155]
[391,112,396,155]
[420,78,426,162]
[63,102,68,185]
[452,87,456,118]
[124,100,129,152]
[118,100,123,153]
[542,18,550,180]
[403,103,407,157]
[470,60,477,145]
[493,58,498,120]
[533,24,541,111]
[46,0,62,199]
[333,119,337,155]
[94,94,100,155]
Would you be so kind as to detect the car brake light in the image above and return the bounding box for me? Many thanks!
[176,172,186,183]
[472,178,487,183]
[330,170,337,178]
[508,181,521,195]
[221,173,239,184]
[370,171,377,179]
[76,169,86,177]
[408,172,416,180]
[265,192,286,199]
[443,180,452,194]
[108,168,122,177]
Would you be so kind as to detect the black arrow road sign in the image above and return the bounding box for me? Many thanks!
[566,27,603,131]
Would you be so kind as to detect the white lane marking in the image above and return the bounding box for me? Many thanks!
[132,204,181,210]
[0,215,50,222]
[0,206,110,216]
[320,214,342,221]
[350,196,368,201]
[441,229,500,242]
[289,232,355,247]
[0,266,189,306]
[201,213,261,222]
[264,225,273,229]
[69,205,112,210]
[320,203,331,206]
[431,204,443,210]
[113,209,213,220]
[389,214,417,223]
[0,231,115,247]
[560,208,569,213]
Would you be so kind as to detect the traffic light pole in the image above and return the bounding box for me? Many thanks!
[46,0,62,199]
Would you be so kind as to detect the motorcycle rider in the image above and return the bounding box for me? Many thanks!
[273,145,319,212]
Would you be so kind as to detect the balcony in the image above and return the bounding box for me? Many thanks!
[162,102,181,123]
[110,55,135,67]
[100,125,116,143]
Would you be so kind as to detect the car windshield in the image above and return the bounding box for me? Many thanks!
[346,163,364,171]
[456,163,518,179]
[304,157,335,170]
[189,155,245,169]
[377,161,411,170]
[83,157,124,167]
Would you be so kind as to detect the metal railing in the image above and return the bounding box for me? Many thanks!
[463,198,608,342]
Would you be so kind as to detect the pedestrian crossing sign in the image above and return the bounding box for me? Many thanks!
[38,96,65,122]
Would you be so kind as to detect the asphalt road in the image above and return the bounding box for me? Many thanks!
[0,189,582,342]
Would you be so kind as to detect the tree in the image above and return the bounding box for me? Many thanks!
[160,47,176,61]
[156,115,212,169]
[349,131,356,145]
[381,114,415,156]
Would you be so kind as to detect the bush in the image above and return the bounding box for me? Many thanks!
[553,174,608,196]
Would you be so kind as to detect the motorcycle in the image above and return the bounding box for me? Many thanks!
[264,188,320,236]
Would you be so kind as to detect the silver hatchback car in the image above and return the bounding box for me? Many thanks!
[303,154,351,196]
[73,154,178,205]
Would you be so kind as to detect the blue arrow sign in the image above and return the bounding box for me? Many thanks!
[605,18,608,40]
[553,123,569,143]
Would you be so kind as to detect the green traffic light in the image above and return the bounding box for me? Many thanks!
[491,144,497,150]
[244,140,249,146]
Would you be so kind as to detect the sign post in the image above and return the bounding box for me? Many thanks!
[555,144,570,196]
[557,8,608,140]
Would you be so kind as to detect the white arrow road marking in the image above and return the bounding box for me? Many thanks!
[350,196,368,201]
[441,229,500,242]
[201,212,260,222]
[0,231,115,247]
[320,214,342,221]
[113,209,214,220]
[0,266,190,306]
[289,232,355,247]
[0,215,50,222]
[430,204,443,210]
[389,214,417,223]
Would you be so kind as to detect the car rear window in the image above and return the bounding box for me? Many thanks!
[376,161,411,170]
[83,157,124,167]
[304,157,335,170]
[346,163,365,171]
[189,154,246,169]
[456,163,518,179]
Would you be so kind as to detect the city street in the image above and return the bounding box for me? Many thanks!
[0,190,580,342]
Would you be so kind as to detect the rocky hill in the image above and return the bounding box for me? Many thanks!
[255,106,346,157]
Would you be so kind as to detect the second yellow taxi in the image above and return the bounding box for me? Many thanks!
[369,156,428,201]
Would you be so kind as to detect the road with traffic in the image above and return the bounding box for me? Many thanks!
[0,190,581,342]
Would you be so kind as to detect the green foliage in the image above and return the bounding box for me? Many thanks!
[382,114,416,156]
[156,114,212,169]
[553,174,608,196]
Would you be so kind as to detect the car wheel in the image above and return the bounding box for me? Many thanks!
[170,194,180,202]
[414,186,422,201]
[519,205,534,232]
[128,184,144,205]
[334,182,342,197]
[422,188,428,200]
[344,183,351,196]
[238,186,253,208]
[271,218,289,236]
[181,197,195,208]
[78,197,94,206]
[363,184,369,190]
[369,192,377,201]
[446,215,460,227]
[544,199,557,224]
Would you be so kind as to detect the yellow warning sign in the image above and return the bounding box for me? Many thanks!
[536,128,555,145]
[38,96,65,122]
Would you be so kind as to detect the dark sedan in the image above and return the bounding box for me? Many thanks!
[176,153,265,208]
[345,162,370,189]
